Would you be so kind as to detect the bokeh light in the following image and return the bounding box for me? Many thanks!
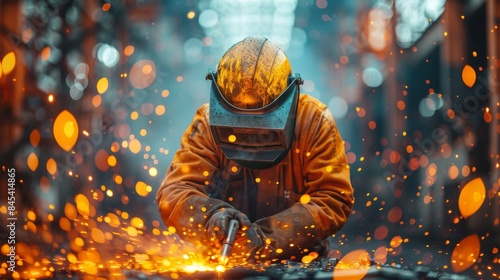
[458,177,486,218]
[451,234,480,273]
[2,51,16,75]
[129,59,157,89]
[53,110,79,152]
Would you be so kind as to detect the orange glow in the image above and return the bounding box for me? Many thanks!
[387,207,402,223]
[448,165,459,180]
[129,59,156,89]
[333,249,371,280]
[484,111,492,123]
[368,121,376,129]
[373,246,388,263]
[92,95,102,107]
[390,236,403,248]
[340,55,349,64]
[96,77,109,94]
[301,252,319,264]
[451,234,480,273]
[53,110,79,152]
[397,100,405,110]
[129,139,141,153]
[40,176,51,192]
[374,225,388,240]
[27,210,36,221]
[127,226,138,237]
[187,11,196,19]
[27,152,39,171]
[462,165,471,177]
[461,65,476,88]
[114,174,123,184]
[41,46,51,61]
[110,142,120,152]
[406,145,413,153]
[95,149,110,172]
[131,217,144,228]
[356,107,366,117]
[105,213,121,227]
[91,228,105,243]
[155,105,166,115]
[1,244,11,255]
[130,111,139,120]
[142,64,152,74]
[75,194,90,216]
[59,217,71,232]
[30,129,40,147]
[102,3,111,11]
[458,177,486,218]
[427,163,438,176]
[300,194,311,204]
[124,45,135,56]
[107,155,117,167]
[64,203,77,220]
[46,158,57,175]
[2,51,16,75]
[135,181,150,197]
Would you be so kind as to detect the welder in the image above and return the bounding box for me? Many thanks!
[156,36,354,264]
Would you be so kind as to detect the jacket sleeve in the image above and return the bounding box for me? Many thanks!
[253,102,354,262]
[156,105,232,249]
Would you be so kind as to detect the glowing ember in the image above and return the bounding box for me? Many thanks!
[2,51,16,75]
[451,234,480,273]
[458,177,486,218]
[53,110,79,152]
[461,64,476,88]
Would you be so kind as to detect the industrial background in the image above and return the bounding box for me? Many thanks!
[0,0,499,279]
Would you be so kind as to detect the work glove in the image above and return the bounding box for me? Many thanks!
[206,207,251,248]
[231,223,265,262]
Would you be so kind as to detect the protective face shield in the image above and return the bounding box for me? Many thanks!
[207,72,303,169]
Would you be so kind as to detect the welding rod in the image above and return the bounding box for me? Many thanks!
[219,219,240,265]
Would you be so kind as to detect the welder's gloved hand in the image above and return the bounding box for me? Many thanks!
[206,208,251,247]
[232,223,265,262]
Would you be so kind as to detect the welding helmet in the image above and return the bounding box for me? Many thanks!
[207,36,302,169]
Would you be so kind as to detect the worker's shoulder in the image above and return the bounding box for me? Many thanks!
[195,103,210,118]
[298,94,330,115]
[297,94,337,126]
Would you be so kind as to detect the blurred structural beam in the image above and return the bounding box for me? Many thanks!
[487,0,500,236]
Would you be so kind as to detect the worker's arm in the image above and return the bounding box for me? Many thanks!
[235,100,355,262]
[156,105,234,247]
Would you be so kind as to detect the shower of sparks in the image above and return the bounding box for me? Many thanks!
[0,4,499,280]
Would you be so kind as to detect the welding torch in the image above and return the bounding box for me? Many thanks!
[218,219,240,266]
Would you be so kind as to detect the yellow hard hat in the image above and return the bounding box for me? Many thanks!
[216,36,292,109]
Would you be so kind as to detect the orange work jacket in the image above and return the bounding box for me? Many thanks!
[156,94,354,262]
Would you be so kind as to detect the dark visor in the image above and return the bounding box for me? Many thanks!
[207,72,302,168]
